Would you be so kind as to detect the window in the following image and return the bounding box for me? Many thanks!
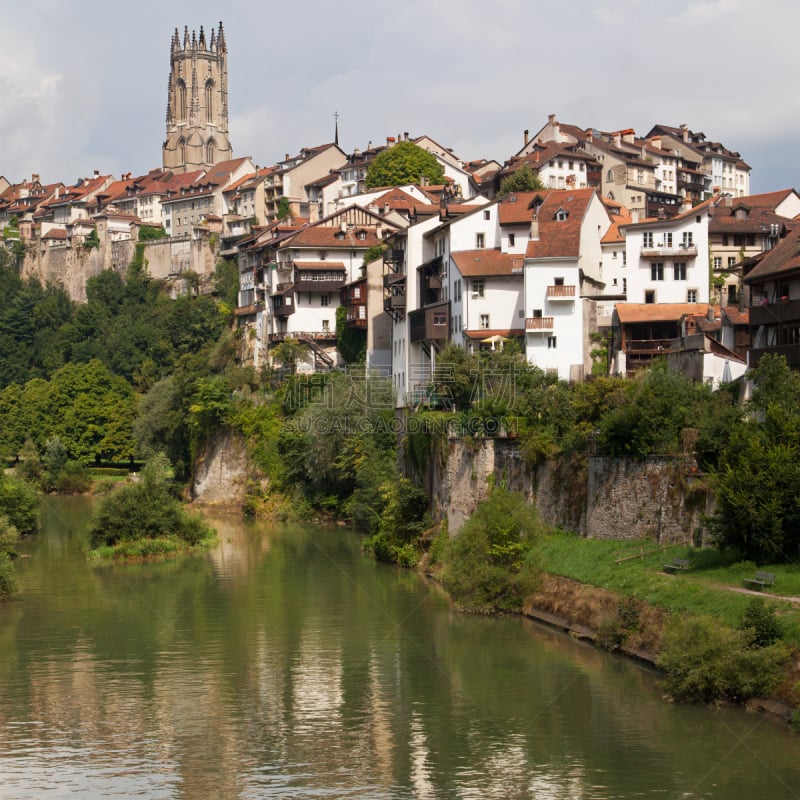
[472,279,484,297]
[480,314,490,329]
[687,289,698,303]
[622,251,627,266]
[321,294,330,306]
[643,231,654,248]
[205,80,214,122]
[673,262,687,280]
[354,286,361,299]
[645,289,655,304]
[554,276,564,286]
[483,210,490,220]
[681,231,694,248]
[606,169,614,182]
[322,319,330,332]
[728,257,736,268]
[532,308,542,318]
[476,232,485,248]
[651,263,664,281]
[555,208,567,221]
[319,251,327,260]
[508,233,515,247]
[664,232,672,248]
[547,336,557,349]
[713,256,722,270]
[433,313,447,326]
[518,309,524,318]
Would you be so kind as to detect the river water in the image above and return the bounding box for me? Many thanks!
[0,497,798,799]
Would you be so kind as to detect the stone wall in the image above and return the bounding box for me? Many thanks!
[21,236,218,302]
[428,437,708,544]
[192,429,249,508]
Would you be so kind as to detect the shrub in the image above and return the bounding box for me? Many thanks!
[658,615,789,704]
[441,487,544,613]
[738,598,783,648]
[0,515,19,598]
[0,474,40,535]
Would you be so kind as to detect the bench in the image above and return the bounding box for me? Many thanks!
[663,557,690,574]
[744,571,775,590]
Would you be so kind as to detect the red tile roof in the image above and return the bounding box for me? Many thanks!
[615,303,712,323]
[451,249,524,277]
[525,188,597,259]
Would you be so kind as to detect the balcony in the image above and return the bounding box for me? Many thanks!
[750,344,800,369]
[384,293,406,312]
[749,298,800,327]
[384,272,405,289]
[640,243,698,258]
[409,302,449,343]
[624,339,673,355]
[293,268,346,293]
[525,316,554,332]
[546,285,576,301]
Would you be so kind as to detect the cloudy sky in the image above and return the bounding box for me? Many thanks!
[1,0,797,193]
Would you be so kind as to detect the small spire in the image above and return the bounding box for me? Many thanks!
[183,26,190,48]
[210,28,216,51]
[199,26,206,49]
[334,110,339,147]
[218,21,226,52]
[191,29,197,49]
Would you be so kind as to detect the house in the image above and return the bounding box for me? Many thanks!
[707,189,800,306]
[743,226,800,369]
[523,188,610,380]
[263,144,347,221]
[621,199,712,306]
[160,157,254,238]
[34,172,114,234]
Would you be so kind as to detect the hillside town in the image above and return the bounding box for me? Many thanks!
[2,21,799,404]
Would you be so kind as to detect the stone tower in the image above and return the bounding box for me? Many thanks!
[163,22,233,173]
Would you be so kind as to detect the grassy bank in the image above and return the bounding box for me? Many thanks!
[536,532,800,644]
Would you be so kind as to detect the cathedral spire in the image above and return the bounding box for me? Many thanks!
[163,22,233,173]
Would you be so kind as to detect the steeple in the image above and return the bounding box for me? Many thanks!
[162,22,233,173]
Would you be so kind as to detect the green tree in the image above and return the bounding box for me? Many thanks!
[271,339,308,375]
[497,163,545,196]
[365,141,445,189]
[441,487,544,612]
[276,197,291,220]
[336,305,365,364]
[710,355,800,562]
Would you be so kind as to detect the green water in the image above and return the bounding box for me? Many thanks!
[0,497,798,799]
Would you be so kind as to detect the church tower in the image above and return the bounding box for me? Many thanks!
[163,22,233,173]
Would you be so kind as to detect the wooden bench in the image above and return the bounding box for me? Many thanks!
[663,557,690,574]
[743,571,775,590]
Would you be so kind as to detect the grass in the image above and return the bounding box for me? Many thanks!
[88,533,217,562]
[537,531,800,644]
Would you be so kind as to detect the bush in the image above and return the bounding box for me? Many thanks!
[658,615,789,703]
[738,598,783,648]
[441,488,544,613]
[0,515,20,598]
[0,474,40,535]
[88,454,214,556]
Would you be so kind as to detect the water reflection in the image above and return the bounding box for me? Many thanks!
[0,497,797,799]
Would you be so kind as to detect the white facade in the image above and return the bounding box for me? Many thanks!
[623,206,710,305]
[524,191,609,381]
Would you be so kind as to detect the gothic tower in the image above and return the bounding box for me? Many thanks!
[163,22,233,173]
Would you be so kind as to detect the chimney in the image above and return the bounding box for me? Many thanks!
[530,214,540,241]
[548,113,556,124]
[404,131,409,141]
[93,169,100,179]
[285,153,290,160]
[534,150,540,163]
[32,173,40,184]
[524,129,529,146]
[376,223,382,240]
[680,124,689,143]
[387,136,396,146]
[384,202,390,215]
[650,136,661,150]
[631,211,640,224]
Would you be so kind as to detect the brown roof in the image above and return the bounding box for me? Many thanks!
[615,303,712,323]
[722,306,749,326]
[743,227,800,283]
[451,249,524,278]
[525,188,597,259]
[498,191,551,225]
[463,328,525,340]
[280,225,382,249]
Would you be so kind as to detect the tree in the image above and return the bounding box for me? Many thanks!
[271,339,308,375]
[365,141,445,189]
[498,164,545,196]
[276,197,291,220]
[336,305,365,364]
[710,355,800,562]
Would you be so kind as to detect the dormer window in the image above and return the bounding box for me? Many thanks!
[554,208,568,221]
[319,251,327,261]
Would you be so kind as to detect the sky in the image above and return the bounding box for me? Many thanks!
[1,0,797,194]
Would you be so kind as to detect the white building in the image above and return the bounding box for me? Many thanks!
[621,199,712,306]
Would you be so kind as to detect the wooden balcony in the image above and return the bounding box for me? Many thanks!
[410,302,449,343]
[525,316,554,332]
[546,285,576,301]
[384,294,406,312]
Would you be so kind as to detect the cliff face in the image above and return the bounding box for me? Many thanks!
[427,437,711,543]
[192,429,249,508]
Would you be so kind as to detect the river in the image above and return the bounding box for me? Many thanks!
[0,497,798,799]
